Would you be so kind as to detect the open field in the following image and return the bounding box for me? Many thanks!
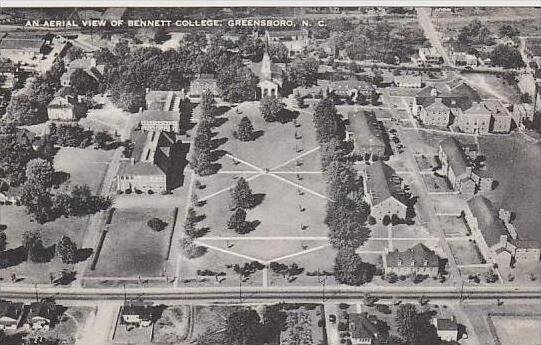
[460,74,521,104]
[491,316,541,345]
[53,147,114,193]
[439,215,470,237]
[88,207,175,278]
[0,205,90,284]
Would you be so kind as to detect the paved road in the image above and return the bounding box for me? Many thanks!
[77,302,119,345]
[416,7,452,67]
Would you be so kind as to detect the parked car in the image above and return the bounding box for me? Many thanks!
[328,314,336,323]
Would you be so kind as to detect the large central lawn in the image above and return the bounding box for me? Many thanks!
[88,207,175,277]
[479,134,541,242]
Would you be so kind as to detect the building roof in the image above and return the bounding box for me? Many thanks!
[0,301,24,323]
[467,196,508,247]
[363,161,407,206]
[349,313,378,340]
[47,95,76,109]
[331,79,374,94]
[440,137,469,178]
[464,101,492,116]
[435,317,458,331]
[416,82,480,111]
[249,52,283,86]
[140,109,179,123]
[346,111,386,151]
[420,47,441,57]
[425,98,450,113]
[394,75,422,85]
[102,7,127,20]
[386,243,440,268]
[265,29,307,38]
[69,57,95,70]
[0,38,44,51]
[482,99,511,117]
[28,301,57,321]
[118,130,176,177]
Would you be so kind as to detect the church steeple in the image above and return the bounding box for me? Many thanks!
[261,50,272,80]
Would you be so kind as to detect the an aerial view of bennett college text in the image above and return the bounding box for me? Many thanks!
[0,4,540,345]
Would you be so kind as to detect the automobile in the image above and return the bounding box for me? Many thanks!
[328,314,336,323]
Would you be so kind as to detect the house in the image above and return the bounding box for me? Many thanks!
[0,35,45,60]
[465,196,541,267]
[117,130,180,193]
[453,52,478,66]
[121,301,153,327]
[393,75,422,88]
[345,111,387,160]
[249,50,284,98]
[383,243,440,277]
[0,300,24,330]
[47,94,85,122]
[419,47,442,64]
[264,29,309,57]
[348,313,379,345]
[62,57,105,86]
[361,161,408,222]
[419,98,451,127]
[431,316,458,342]
[189,74,219,97]
[27,301,60,331]
[329,79,375,101]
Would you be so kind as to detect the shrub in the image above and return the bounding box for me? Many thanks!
[147,217,167,232]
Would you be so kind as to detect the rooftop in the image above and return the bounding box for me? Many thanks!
[349,313,378,340]
[386,243,440,268]
[140,109,179,123]
[363,161,407,206]
[440,137,469,178]
[434,317,458,331]
[467,196,508,247]
[464,102,492,116]
[346,111,386,151]
[0,38,44,51]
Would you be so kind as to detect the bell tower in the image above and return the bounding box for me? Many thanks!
[261,51,272,80]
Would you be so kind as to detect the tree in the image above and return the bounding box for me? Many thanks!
[325,160,357,201]
[25,158,55,188]
[70,69,99,96]
[234,116,255,142]
[268,42,290,63]
[230,177,254,209]
[269,262,290,277]
[288,57,319,87]
[499,24,519,38]
[259,96,284,122]
[227,207,247,232]
[0,231,6,252]
[313,98,344,143]
[147,217,167,232]
[93,131,112,149]
[490,44,525,69]
[5,93,46,125]
[334,247,375,285]
[521,92,533,104]
[0,132,37,186]
[23,230,45,262]
[396,304,418,344]
[200,91,217,121]
[320,138,344,170]
[217,61,259,103]
[294,91,305,108]
[20,185,54,223]
[56,235,77,264]
[224,309,262,345]
[179,237,206,259]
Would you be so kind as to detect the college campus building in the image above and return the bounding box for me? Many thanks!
[383,243,440,277]
[0,32,47,61]
[438,138,493,195]
[393,75,423,88]
[116,130,179,193]
[263,29,309,57]
[418,47,443,64]
[0,300,24,330]
[189,74,219,97]
[121,301,153,327]
[361,161,408,222]
[418,98,452,127]
[329,79,375,101]
[465,196,541,267]
[346,111,388,160]
[249,51,284,98]
[61,57,104,87]
[140,90,183,132]
[456,100,513,134]
[431,316,459,342]
[47,92,86,122]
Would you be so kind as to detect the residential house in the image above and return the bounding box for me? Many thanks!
[189,74,219,97]
[453,52,478,66]
[349,313,379,345]
[249,51,284,98]
[383,243,440,277]
[121,301,153,327]
[0,300,24,330]
[419,47,442,65]
[431,316,458,342]
[62,57,104,87]
[465,196,541,267]
[418,98,451,127]
[27,301,60,331]
[393,75,422,88]
[361,161,408,222]
[329,79,375,101]
[117,130,180,193]
[264,29,309,57]
[47,94,85,122]
[345,111,388,160]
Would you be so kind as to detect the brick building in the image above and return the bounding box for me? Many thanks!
[189,74,219,97]
[345,111,388,160]
[383,243,440,277]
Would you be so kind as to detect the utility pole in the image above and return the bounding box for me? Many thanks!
[34,284,39,302]
[317,268,326,302]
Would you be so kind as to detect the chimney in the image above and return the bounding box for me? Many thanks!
[499,234,508,247]
[130,157,135,165]
[435,97,442,103]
